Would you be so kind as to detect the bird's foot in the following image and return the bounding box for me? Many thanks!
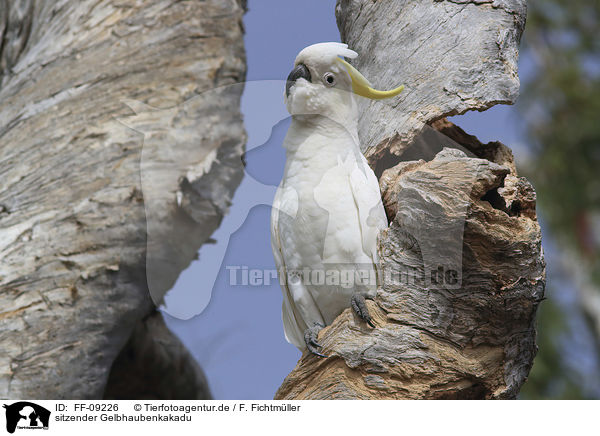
[351,293,375,328]
[304,323,328,358]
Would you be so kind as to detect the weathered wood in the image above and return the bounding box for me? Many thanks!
[336,0,526,166]
[276,0,544,400]
[276,121,544,399]
[0,0,246,399]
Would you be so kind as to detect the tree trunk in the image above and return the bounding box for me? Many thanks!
[275,0,545,400]
[0,0,246,399]
[103,311,211,400]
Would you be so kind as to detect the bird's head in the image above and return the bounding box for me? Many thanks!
[284,42,404,125]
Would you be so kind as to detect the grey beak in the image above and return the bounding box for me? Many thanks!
[286,63,311,97]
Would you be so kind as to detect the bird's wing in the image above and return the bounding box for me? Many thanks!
[270,186,306,349]
[348,153,388,286]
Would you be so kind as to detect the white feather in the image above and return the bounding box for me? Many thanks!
[295,42,357,66]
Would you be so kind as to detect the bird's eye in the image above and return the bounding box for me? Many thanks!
[323,73,336,87]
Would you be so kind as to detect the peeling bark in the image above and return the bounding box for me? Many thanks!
[276,0,544,400]
[0,0,246,399]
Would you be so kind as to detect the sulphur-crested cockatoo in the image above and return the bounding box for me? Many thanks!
[271,42,404,356]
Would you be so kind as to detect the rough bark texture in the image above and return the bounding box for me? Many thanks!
[0,0,246,399]
[276,0,545,400]
[336,0,526,169]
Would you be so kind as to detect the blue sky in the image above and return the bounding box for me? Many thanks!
[162,0,531,399]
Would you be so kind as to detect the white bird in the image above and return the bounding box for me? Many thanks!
[271,42,404,356]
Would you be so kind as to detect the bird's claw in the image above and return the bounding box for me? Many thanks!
[351,293,376,328]
[304,324,328,358]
